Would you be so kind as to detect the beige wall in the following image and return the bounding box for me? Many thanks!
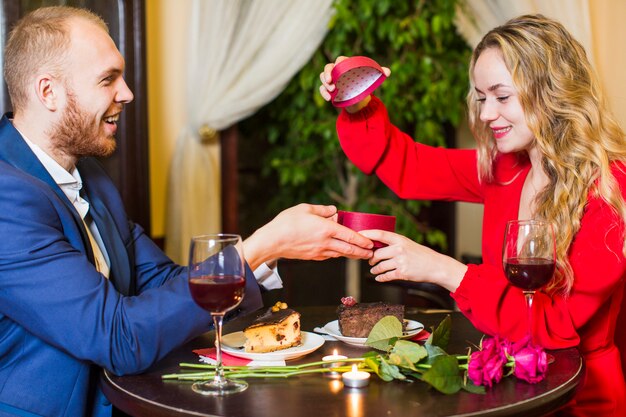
[455,121,483,259]
[146,2,626,254]
[590,0,626,127]
[146,0,191,237]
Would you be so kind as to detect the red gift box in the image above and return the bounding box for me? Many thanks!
[337,210,395,248]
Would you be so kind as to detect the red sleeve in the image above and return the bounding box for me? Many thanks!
[452,264,580,349]
[336,96,484,203]
[452,171,626,350]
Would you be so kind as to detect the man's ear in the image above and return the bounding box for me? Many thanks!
[34,74,61,111]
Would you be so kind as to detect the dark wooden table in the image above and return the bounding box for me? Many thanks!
[102,306,583,417]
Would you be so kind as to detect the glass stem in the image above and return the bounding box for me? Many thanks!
[212,313,226,385]
[523,291,534,343]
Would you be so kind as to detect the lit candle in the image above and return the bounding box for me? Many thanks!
[322,349,348,379]
[322,349,348,365]
[342,364,370,388]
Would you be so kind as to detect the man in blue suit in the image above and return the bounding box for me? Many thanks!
[0,6,374,417]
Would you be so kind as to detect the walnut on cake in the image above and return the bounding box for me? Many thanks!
[337,297,405,338]
[243,302,302,353]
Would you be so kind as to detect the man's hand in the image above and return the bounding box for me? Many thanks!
[244,203,374,270]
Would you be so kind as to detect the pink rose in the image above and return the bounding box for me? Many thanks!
[506,337,548,384]
[468,336,507,387]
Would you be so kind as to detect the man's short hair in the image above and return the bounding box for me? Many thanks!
[3,6,108,112]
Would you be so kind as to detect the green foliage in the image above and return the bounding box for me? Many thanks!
[239,0,471,248]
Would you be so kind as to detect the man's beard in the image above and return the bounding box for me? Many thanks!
[49,92,117,159]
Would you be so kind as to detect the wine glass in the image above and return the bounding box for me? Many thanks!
[188,234,247,395]
[503,220,556,343]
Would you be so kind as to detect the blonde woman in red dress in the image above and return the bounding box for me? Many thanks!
[319,14,626,416]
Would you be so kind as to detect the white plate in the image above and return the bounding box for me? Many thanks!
[321,319,424,347]
[221,331,324,361]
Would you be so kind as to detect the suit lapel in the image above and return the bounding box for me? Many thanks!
[0,116,73,208]
[85,192,134,295]
[0,114,95,262]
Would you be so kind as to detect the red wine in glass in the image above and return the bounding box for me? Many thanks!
[189,275,245,312]
[504,258,555,291]
[503,220,556,345]
[188,234,247,396]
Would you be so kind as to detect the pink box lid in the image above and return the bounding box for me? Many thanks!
[330,56,387,108]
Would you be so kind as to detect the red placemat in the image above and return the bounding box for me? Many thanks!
[193,348,252,366]
[411,330,431,342]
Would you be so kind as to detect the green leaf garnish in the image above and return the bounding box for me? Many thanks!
[423,344,449,365]
[427,315,451,350]
[365,316,403,350]
[379,359,406,381]
[421,355,463,394]
[364,356,381,376]
[388,340,428,371]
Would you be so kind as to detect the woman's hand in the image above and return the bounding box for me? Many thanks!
[318,56,391,113]
[358,229,467,292]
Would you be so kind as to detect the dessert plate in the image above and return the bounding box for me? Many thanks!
[319,320,424,347]
[221,331,324,361]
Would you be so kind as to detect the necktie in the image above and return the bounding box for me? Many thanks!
[74,187,110,278]
[83,212,110,278]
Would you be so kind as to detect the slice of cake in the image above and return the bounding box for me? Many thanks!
[337,298,405,338]
[243,302,302,353]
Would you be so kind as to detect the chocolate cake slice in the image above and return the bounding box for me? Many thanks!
[337,301,405,338]
[243,303,301,353]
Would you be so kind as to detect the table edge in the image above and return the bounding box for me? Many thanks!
[457,354,584,417]
[102,370,214,417]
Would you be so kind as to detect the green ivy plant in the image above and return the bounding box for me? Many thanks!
[240,0,471,250]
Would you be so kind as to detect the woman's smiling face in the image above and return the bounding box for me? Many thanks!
[473,47,535,154]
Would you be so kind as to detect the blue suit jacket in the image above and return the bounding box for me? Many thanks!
[0,115,263,416]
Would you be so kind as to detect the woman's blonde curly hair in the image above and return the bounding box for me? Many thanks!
[467,14,626,295]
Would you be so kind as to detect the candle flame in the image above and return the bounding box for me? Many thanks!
[351,364,358,372]
[333,349,338,356]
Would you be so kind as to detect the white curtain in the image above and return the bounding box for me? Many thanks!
[455,0,593,62]
[165,0,335,263]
